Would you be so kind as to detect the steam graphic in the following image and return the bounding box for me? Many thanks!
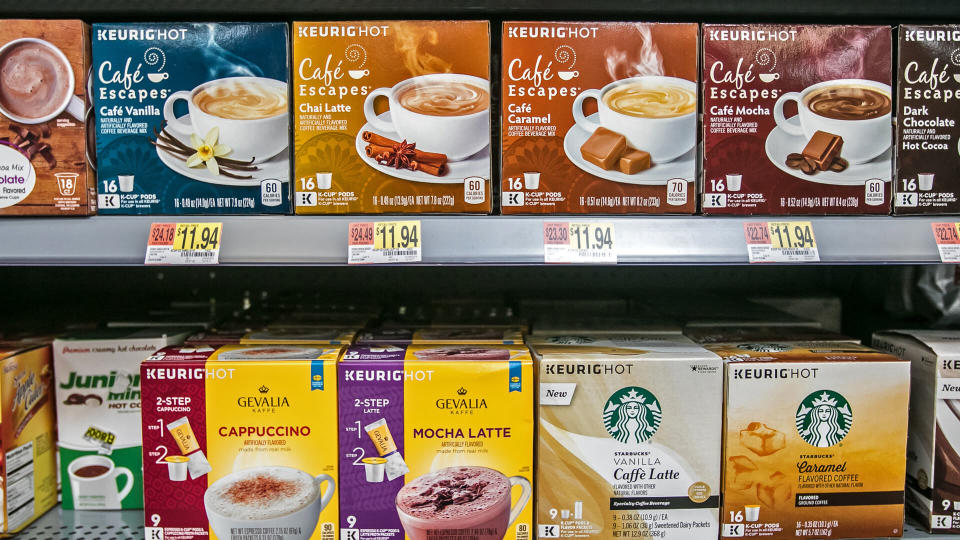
[144,47,168,83]
[555,45,578,80]
[200,23,263,79]
[951,48,960,84]
[755,48,779,83]
[346,44,369,79]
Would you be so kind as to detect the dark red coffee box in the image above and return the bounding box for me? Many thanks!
[702,25,892,215]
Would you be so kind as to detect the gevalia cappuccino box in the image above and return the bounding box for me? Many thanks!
[292,21,492,214]
[53,327,192,510]
[895,26,960,213]
[501,22,699,214]
[709,342,909,539]
[141,344,345,540]
[872,330,960,532]
[702,25,892,214]
[92,23,291,214]
[0,20,94,216]
[338,344,533,540]
[529,335,722,539]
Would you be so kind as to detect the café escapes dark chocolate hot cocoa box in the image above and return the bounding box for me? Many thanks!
[501,22,699,214]
[702,25,892,215]
[895,25,960,214]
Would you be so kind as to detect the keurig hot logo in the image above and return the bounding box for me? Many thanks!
[603,387,661,444]
[796,390,852,447]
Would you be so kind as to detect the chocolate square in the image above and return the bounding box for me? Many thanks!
[580,127,626,170]
[618,148,651,175]
[801,130,843,171]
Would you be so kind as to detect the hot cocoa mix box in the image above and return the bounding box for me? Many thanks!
[895,26,960,213]
[501,22,698,214]
[0,20,94,216]
[92,23,291,214]
[702,25,893,214]
[292,22,492,214]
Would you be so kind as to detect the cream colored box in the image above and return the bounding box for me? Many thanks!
[531,334,722,539]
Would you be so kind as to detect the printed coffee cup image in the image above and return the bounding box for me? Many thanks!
[163,76,288,163]
[55,172,79,196]
[726,173,742,192]
[523,172,540,190]
[773,78,892,165]
[165,455,189,482]
[68,455,134,509]
[572,75,697,163]
[363,73,490,161]
[362,457,387,483]
[204,466,335,540]
[919,172,935,191]
[118,174,134,193]
[745,504,760,522]
[0,37,84,124]
[395,466,531,540]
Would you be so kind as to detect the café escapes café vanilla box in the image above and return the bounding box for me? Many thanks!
[338,344,533,540]
[92,23,291,214]
[702,25,892,215]
[501,22,699,214]
[292,21,492,214]
[141,344,345,540]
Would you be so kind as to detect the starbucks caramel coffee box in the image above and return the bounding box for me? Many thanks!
[895,26,960,213]
[501,22,698,214]
[709,342,909,539]
[702,25,893,214]
[0,20,94,216]
[141,344,346,540]
[292,21,492,214]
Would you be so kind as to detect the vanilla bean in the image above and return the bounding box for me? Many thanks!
[154,128,259,168]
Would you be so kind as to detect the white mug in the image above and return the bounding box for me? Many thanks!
[163,76,288,164]
[773,79,891,165]
[0,38,84,124]
[363,73,490,162]
[68,455,134,510]
[573,76,696,163]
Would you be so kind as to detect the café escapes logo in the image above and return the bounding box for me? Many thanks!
[796,390,852,447]
[603,387,661,444]
[436,387,487,414]
[238,384,291,410]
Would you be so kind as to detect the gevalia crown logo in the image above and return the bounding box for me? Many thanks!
[796,390,852,447]
[602,387,661,444]
[457,387,467,395]
[259,385,269,394]
[238,385,290,409]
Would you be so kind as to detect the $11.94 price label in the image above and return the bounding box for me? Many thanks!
[544,222,616,264]
[744,221,819,263]
[348,221,422,264]
[932,222,960,263]
[145,223,222,265]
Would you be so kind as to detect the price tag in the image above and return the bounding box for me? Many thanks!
[932,222,960,263]
[544,222,616,264]
[348,220,422,264]
[744,221,819,263]
[145,223,222,265]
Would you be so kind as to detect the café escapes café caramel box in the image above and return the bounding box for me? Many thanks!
[702,25,892,215]
[293,21,492,214]
[501,22,698,214]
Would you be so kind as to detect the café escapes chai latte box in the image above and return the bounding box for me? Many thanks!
[501,22,699,214]
[293,21,492,214]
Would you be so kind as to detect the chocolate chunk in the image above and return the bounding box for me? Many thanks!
[618,148,651,174]
[39,147,56,169]
[580,126,627,170]
[802,130,843,171]
[40,124,51,138]
[785,153,804,168]
[829,157,848,172]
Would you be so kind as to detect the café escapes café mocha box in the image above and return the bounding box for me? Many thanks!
[501,22,699,214]
[293,21,492,214]
[702,25,892,215]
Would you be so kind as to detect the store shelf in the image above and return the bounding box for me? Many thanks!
[0,215,947,266]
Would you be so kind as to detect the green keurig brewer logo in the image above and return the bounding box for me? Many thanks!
[796,390,852,447]
[603,387,661,444]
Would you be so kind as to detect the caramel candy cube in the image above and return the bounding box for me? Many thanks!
[739,422,786,457]
[618,148,651,174]
[801,130,843,171]
[728,455,759,491]
[580,127,627,170]
[756,471,792,508]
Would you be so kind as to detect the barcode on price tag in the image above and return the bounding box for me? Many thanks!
[348,221,422,264]
[744,221,819,263]
[544,222,616,264]
[932,222,960,263]
[145,223,222,265]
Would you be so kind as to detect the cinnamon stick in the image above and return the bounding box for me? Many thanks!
[411,160,448,177]
[365,144,394,158]
[362,132,447,165]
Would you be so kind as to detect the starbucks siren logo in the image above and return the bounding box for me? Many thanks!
[602,387,661,444]
[796,390,852,447]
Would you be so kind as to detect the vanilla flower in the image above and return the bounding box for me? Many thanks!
[185,128,231,175]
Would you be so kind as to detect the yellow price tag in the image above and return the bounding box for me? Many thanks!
[767,221,816,250]
[173,223,222,252]
[374,221,420,251]
[568,222,615,252]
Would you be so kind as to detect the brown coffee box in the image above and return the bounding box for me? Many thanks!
[895,26,960,213]
[702,25,892,215]
[292,21,492,214]
[501,22,699,214]
[0,20,94,216]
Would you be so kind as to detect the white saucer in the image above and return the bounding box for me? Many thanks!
[355,111,489,184]
[562,113,695,185]
[764,124,891,185]
[156,115,289,187]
